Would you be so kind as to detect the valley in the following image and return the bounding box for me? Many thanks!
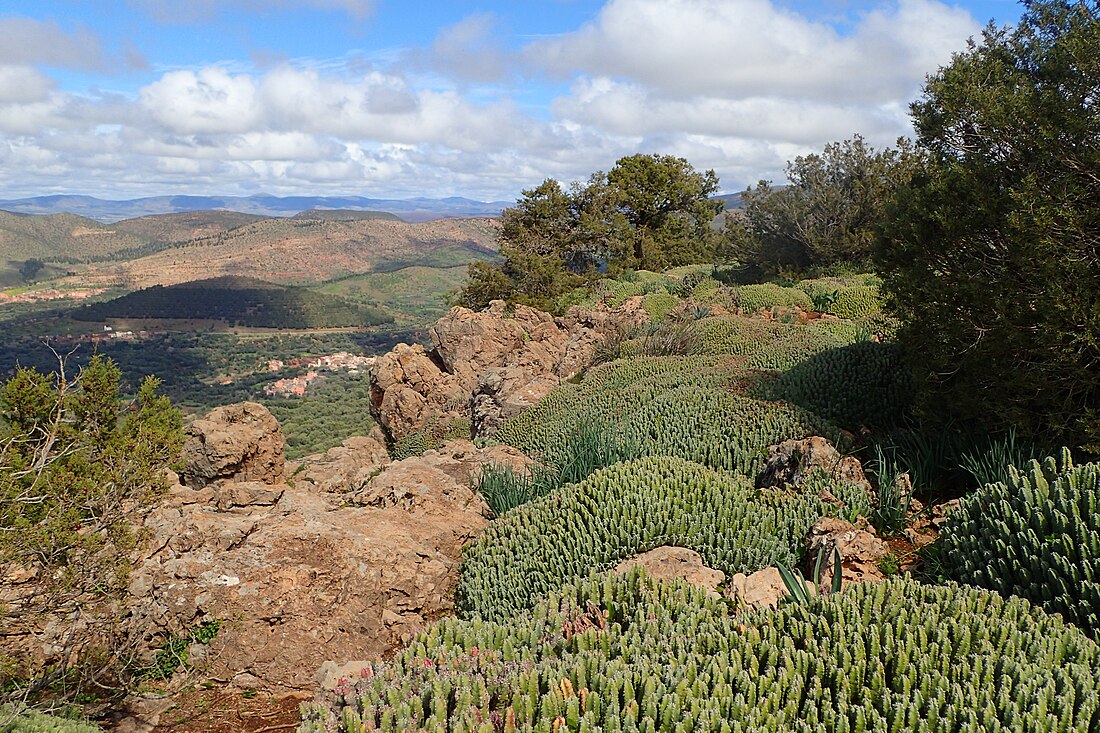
[0,206,501,462]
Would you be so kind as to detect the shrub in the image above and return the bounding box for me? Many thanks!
[0,356,183,695]
[389,416,471,461]
[735,283,813,313]
[597,278,647,306]
[493,356,833,477]
[957,427,1045,488]
[472,463,549,516]
[640,290,679,321]
[876,0,1100,452]
[458,456,869,621]
[0,707,100,733]
[686,316,859,372]
[867,445,920,537]
[762,342,913,431]
[637,320,697,356]
[492,355,732,465]
[475,420,641,515]
[739,327,849,371]
[621,386,835,476]
[300,571,1100,733]
[688,316,784,356]
[938,449,1100,635]
[827,284,882,320]
[389,429,434,461]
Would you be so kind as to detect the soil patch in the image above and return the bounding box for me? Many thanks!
[144,687,305,733]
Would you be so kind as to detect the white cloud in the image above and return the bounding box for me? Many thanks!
[526,0,979,188]
[0,17,109,69]
[0,0,982,200]
[422,14,513,84]
[526,0,975,103]
[0,66,54,104]
[141,68,262,135]
[553,77,907,143]
[139,65,534,152]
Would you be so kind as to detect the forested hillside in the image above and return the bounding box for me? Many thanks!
[73,276,391,329]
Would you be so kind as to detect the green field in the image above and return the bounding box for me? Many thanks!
[318,264,473,321]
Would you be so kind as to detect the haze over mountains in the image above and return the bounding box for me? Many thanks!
[0,194,511,223]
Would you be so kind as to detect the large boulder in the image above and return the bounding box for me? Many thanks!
[804,517,889,589]
[471,370,561,438]
[613,547,724,593]
[727,567,811,611]
[370,299,649,443]
[179,402,285,488]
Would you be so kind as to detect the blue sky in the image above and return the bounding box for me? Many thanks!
[0,0,1023,201]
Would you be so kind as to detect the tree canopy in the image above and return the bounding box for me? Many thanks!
[876,0,1100,452]
[458,154,721,312]
[724,135,920,275]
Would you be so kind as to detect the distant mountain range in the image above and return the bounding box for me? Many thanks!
[0,194,511,223]
[0,208,500,289]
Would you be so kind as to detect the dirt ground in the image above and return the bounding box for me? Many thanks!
[118,687,308,733]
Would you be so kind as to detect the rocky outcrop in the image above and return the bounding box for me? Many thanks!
[2,403,528,695]
[180,402,286,488]
[119,427,526,693]
[370,299,648,442]
[291,431,391,494]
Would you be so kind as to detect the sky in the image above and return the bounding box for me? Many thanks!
[0,0,1023,202]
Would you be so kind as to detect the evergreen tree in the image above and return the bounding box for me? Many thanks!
[877,0,1100,452]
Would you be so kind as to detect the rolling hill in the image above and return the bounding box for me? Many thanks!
[72,275,392,329]
[290,209,401,222]
[0,210,148,263]
[70,217,501,289]
[109,210,269,247]
[319,264,473,322]
[0,210,152,286]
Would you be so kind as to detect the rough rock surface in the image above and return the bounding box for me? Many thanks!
[315,660,374,693]
[121,431,514,693]
[370,299,648,442]
[353,439,528,510]
[291,430,391,493]
[727,567,812,611]
[757,436,874,500]
[179,402,286,488]
[805,517,889,588]
[613,547,725,592]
